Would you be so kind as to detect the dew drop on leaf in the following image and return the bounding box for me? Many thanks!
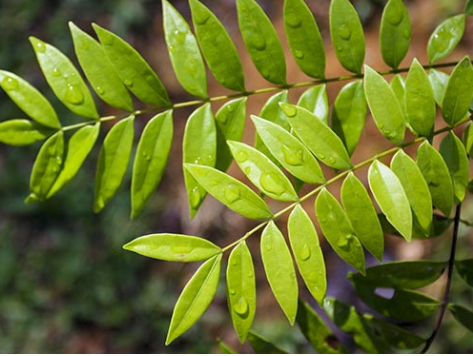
[224,184,241,203]
[194,12,210,25]
[300,243,311,261]
[338,24,352,40]
[173,30,187,45]
[282,145,303,166]
[1,76,19,91]
[65,84,84,105]
[52,68,61,77]
[190,187,202,208]
[234,297,249,317]
[251,36,266,51]
[96,86,105,95]
[387,9,403,25]
[235,150,249,163]
[285,14,302,28]
[281,103,297,117]
[260,172,285,195]
[294,50,305,59]
[35,40,47,53]
[229,289,236,296]
[124,79,134,87]
[171,245,193,254]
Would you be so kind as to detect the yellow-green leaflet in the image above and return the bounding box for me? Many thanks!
[390,74,407,119]
[429,69,449,107]
[297,85,329,124]
[391,150,432,236]
[368,160,412,242]
[27,131,64,202]
[261,222,298,325]
[162,0,208,98]
[0,71,60,129]
[282,103,352,170]
[236,0,286,85]
[284,0,325,79]
[329,0,365,74]
[227,241,256,343]
[364,65,405,145]
[131,111,173,218]
[0,119,52,146]
[123,233,221,262]
[227,141,298,202]
[405,59,435,137]
[215,98,247,172]
[94,115,135,213]
[251,115,324,185]
[315,188,365,274]
[427,14,466,64]
[69,22,133,112]
[247,332,290,354]
[331,80,367,156]
[47,123,100,198]
[184,164,272,220]
[288,205,326,304]
[183,104,216,218]
[29,37,99,119]
[166,254,222,345]
[93,24,170,106]
[463,123,473,157]
[440,132,469,204]
[341,173,384,261]
[380,0,411,69]
[417,141,454,217]
[442,57,473,127]
[189,0,245,92]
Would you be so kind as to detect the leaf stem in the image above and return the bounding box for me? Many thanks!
[420,203,462,354]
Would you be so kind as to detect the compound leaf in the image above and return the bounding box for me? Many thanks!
[427,14,466,64]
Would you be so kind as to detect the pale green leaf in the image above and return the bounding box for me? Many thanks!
[427,14,466,64]
[390,74,406,119]
[297,85,329,124]
[428,69,449,107]
[0,119,52,146]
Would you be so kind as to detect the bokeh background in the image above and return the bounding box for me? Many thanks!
[0,0,473,353]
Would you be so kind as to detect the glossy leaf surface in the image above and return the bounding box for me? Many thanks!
[0,119,51,146]
[297,85,329,124]
[166,254,222,344]
[261,222,298,325]
[440,132,469,203]
[429,69,449,107]
[427,14,466,64]
[123,233,221,262]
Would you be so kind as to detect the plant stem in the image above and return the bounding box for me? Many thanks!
[420,203,462,354]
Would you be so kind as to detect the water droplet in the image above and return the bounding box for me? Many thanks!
[403,28,411,39]
[265,244,272,252]
[227,104,235,113]
[260,172,285,196]
[294,50,305,59]
[248,271,254,278]
[233,297,249,317]
[190,187,201,208]
[171,245,193,254]
[235,150,249,163]
[337,238,349,248]
[329,157,336,164]
[244,166,251,175]
[282,145,303,166]
[194,12,210,25]
[35,40,47,53]
[285,15,302,28]
[173,30,187,45]
[229,289,236,295]
[56,156,62,165]
[336,45,344,52]
[387,9,403,25]
[224,184,241,203]
[1,76,19,91]
[379,123,385,129]
[145,74,156,86]
[52,67,61,77]
[318,153,326,160]
[300,244,311,261]
[65,84,84,105]
[281,103,297,118]
[168,45,175,53]
[124,79,134,87]
[251,36,266,51]
[338,24,352,40]
[218,113,229,125]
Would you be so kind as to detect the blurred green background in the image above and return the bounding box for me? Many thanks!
[0,0,472,353]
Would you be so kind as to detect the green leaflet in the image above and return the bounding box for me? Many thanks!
[284,0,325,79]
[380,0,411,69]
[296,300,343,354]
[247,331,289,354]
[29,37,98,119]
[227,241,256,343]
[0,119,52,146]
[364,65,405,145]
[189,0,245,92]
[329,0,365,74]
[261,222,298,325]
[166,254,222,345]
[94,115,134,213]
[123,233,221,262]
[183,104,216,218]
[341,173,384,261]
[0,71,60,129]
[236,0,286,85]
[391,150,433,235]
[449,304,473,332]
[429,69,449,107]
[427,14,466,64]
[47,123,100,198]
[228,141,298,202]
[442,56,473,126]
[455,259,473,287]
[331,80,367,156]
[440,132,469,204]
[184,164,272,220]
[390,74,407,119]
[251,115,325,185]
[379,213,452,240]
[215,98,247,172]
[282,104,352,170]
[69,22,134,112]
[288,206,326,304]
[162,0,207,98]
[405,59,435,137]
[416,141,454,216]
[131,111,173,218]
[218,340,237,354]
[467,0,473,15]
[350,260,447,289]
[464,123,473,157]
[297,85,329,124]
[368,160,412,242]
[315,189,365,273]
[93,24,170,106]
[27,131,64,202]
